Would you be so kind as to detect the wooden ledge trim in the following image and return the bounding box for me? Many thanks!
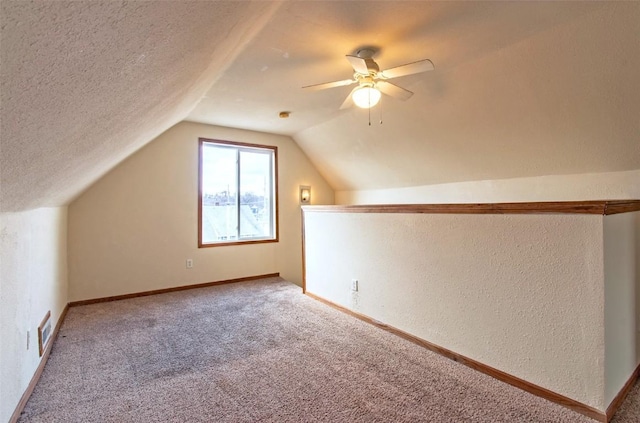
[10,305,69,423]
[305,291,607,423]
[303,200,640,216]
[68,273,280,306]
[603,200,640,215]
[606,363,640,421]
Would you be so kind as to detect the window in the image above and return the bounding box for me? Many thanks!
[198,138,278,247]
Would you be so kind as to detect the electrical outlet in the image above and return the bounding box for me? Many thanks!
[351,279,358,292]
[186,259,193,269]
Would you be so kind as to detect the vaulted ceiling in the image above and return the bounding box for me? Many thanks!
[2,1,639,212]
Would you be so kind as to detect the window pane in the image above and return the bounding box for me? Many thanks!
[239,150,272,239]
[199,138,277,247]
[201,145,238,243]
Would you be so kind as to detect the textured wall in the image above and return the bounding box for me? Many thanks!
[603,212,640,406]
[304,211,606,409]
[0,208,68,422]
[336,169,640,205]
[68,121,333,301]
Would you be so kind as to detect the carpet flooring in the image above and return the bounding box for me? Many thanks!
[18,277,640,422]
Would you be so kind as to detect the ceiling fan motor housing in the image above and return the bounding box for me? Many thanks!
[355,74,376,88]
[363,58,379,74]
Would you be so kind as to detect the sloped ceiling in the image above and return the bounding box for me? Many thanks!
[189,1,640,191]
[2,1,639,212]
[1,0,280,212]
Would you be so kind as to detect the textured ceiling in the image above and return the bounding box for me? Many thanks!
[1,0,280,211]
[189,1,604,134]
[189,1,640,191]
[2,1,639,212]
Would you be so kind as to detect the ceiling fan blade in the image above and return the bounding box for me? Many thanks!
[339,86,359,109]
[377,80,413,101]
[346,55,369,74]
[379,59,434,79]
[302,79,355,91]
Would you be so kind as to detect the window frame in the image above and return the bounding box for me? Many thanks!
[198,138,279,248]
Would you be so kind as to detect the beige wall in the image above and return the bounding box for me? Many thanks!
[68,121,333,302]
[0,208,68,423]
[304,210,608,409]
[603,212,640,406]
[336,169,640,205]
[335,170,640,410]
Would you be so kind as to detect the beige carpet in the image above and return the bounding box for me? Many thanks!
[18,277,640,422]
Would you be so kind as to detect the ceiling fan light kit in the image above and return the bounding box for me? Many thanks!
[303,47,434,111]
[352,85,381,108]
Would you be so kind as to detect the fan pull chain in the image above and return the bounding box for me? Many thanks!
[368,89,372,126]
[379,95,383,125]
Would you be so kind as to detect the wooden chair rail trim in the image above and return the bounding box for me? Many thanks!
[305,291,609,423]
[303,200,640,215]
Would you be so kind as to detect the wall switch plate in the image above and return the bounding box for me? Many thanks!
[26,330,30,350]
[186,259,193,269]
[351,279,358,292]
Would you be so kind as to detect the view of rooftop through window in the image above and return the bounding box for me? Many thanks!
[199,139,277,246]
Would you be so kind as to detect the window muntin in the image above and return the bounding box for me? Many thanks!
[198,139,278,247]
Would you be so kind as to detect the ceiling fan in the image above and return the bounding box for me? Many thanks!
[302,48,434,109]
